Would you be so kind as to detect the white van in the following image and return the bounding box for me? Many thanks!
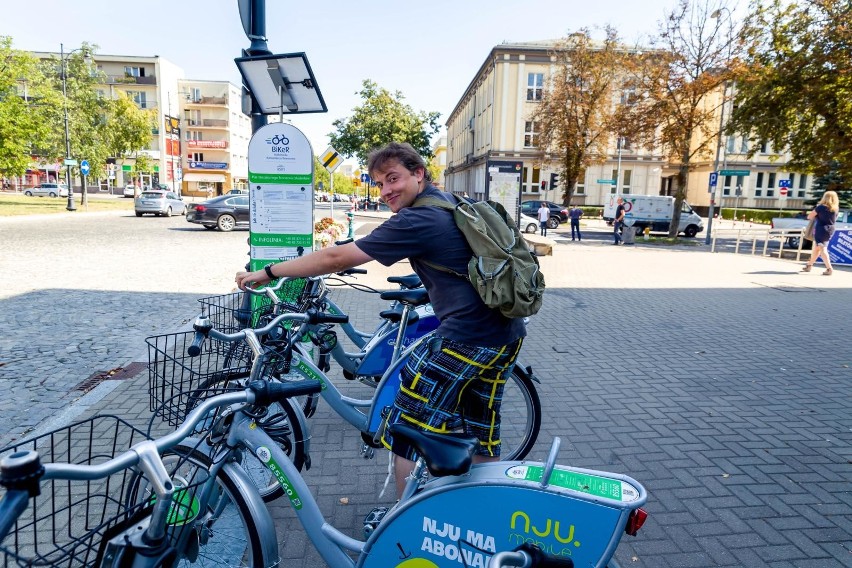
[603,195,704,238]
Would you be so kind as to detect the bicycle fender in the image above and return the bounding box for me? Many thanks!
[219,460,281,565]
[513,360,539,384]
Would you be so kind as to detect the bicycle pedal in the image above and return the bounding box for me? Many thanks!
[363,507,389,538]
[359,441,375,459]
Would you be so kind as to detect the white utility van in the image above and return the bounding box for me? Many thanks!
[603,195,704,238]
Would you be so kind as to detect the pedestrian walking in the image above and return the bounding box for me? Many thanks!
[537,203,550,237]
[801,190,839,276]
[613,197,625,245]
[570,205,583,241]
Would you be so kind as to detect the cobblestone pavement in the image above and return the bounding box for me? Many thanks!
[1,211,850,567]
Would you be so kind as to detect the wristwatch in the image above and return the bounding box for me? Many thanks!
[264,264,275,279]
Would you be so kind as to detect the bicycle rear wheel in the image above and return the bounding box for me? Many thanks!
[125,444,277,567]
[496,368,541,461]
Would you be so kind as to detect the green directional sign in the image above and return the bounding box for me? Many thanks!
[719,169,751,176]
[597,179,616,184]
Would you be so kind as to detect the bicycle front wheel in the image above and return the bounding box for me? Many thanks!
[186,376,309,502]
[125,444,277,567]
[497,368,542,461]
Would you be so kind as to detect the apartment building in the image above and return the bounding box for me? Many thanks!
[446,40,812,212]
[179,80,251,197]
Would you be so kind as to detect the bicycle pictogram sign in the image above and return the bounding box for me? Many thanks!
[267,135,290,146]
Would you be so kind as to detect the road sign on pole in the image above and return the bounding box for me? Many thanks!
[80,160,90,176]
[780,187,788,196]
[709,172,718,187]
[320,146,343,173]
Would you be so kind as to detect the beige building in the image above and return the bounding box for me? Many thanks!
[431,134,447,188]
[446,40,812,213]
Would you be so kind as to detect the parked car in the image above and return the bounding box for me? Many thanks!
[24,182,69,198]
[227,188,248,195]
[186,194,249,231]
[520,200,568,229]
[134,190,187,217]
[123,184,138,198]
[519,213,540,234]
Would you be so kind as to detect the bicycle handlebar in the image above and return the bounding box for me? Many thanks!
[336,268,368,276]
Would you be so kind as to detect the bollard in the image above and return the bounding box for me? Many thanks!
[346,208,354,239]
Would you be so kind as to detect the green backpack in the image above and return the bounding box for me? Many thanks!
[413,194,546,318]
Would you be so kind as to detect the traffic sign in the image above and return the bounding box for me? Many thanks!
[596,179,615,184]
[63,159,78,166]
[780,187,788,196]
[320,146,343,173]
[80,160,90,176]
[709,172,718,187]
[360,173,372,185]
[778,179,792,188]
[719,169,750,176]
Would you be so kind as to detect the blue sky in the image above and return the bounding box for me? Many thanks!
[2,0,677,162]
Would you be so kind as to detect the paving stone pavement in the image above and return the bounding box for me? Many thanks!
[1,212,850,567]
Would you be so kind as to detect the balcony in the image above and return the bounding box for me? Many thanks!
[202,119,228,128]
[106,74,157,85]
[186,140,229,149]
[185,95,227,106]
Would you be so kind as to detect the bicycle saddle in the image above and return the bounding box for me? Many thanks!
[379,305,421,324]
[379,288,430,306]
[386,274,422,289]
[389,423,477,477]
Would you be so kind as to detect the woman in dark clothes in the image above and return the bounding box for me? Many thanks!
[802,190,839,275]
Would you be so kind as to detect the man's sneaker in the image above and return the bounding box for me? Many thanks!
[363,507,389,538]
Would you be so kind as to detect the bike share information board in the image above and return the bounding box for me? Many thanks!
[247,122,314,272]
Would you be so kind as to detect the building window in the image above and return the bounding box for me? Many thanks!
[521,166,541,193]
[527,73,544,101]
[726,136,736,153]
[723,175,732,196]
[190,87,202,102]
[124,66,143,77]
[126,90,147,109]
[524,121,538,148]
[766,172,776,197]
[190,152,204,162]
[797,173,807,198]
[575,170,586,195]
[759,141,769,154]
[741,137,749,153]
[755,172,764,197]
[612,169,632,194]
[186,109,201,126]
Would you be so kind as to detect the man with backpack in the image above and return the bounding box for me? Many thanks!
[235,142,534,496]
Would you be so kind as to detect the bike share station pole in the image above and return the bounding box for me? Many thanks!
[234,0,327,309]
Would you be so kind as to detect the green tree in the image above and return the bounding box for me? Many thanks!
[726,0,852,180]
[0,36,58,180]
[329,79,440,166]
[807,161,851,208]
[626,0,742,236]
[529,27,632,206]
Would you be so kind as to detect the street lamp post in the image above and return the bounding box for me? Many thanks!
[705,7,733,244]
[60,43,75,212]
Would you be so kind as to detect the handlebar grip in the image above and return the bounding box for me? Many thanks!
[187,332,205,357]
[307,309,349,325]
[249,380,323,406]
[335,238,354,246]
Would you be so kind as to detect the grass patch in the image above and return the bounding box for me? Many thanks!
[0,194,133,217]
[637,236,703,246]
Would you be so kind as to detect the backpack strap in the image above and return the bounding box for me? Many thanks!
[411,194,470,280]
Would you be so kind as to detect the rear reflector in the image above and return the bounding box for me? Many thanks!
[625,508,648,536]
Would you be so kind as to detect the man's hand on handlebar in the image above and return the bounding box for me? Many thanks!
[235,269,269,291]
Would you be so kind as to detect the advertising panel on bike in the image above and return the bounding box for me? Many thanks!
[360,469,646,568]
[247,122,314,271]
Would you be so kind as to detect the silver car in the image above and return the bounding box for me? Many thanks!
[134,190,187,217]
[24,182,69,198]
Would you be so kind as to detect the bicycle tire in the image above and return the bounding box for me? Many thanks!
[185,376,308,502]
[124,444,276,567]
[498,368,542,461]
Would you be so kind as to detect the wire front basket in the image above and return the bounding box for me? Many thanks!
[1,418,225,567]
[0,416,148,567]
[197,278,314,335]
[146,331,251,426]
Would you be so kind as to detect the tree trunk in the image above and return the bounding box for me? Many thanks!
[669,162,689,237]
